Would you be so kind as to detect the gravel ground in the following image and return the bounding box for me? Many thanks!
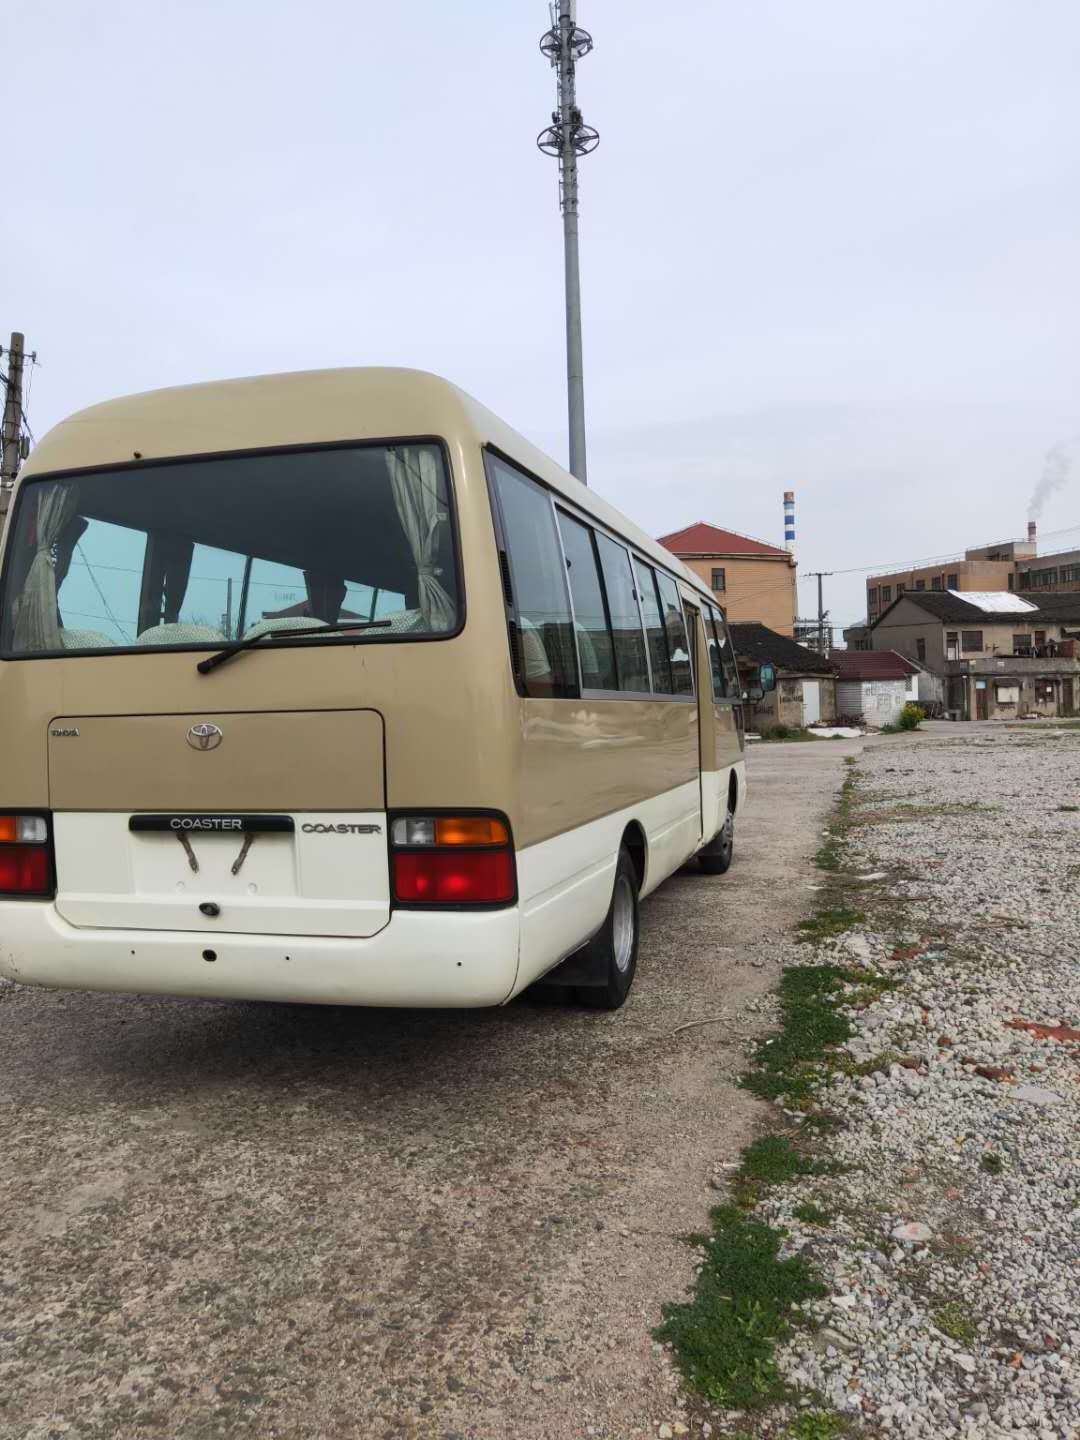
[750,722,1080,1440]
[0,741,856,1440]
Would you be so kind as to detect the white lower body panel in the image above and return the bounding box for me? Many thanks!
[0,902,521,1008]
[0,765,749,1009]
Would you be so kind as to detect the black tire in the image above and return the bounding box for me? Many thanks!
[698,807,734,875]
[575,845,640,1010]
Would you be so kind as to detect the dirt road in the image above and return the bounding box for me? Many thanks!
[0,740,856,1440]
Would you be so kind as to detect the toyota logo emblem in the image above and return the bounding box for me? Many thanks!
[187,722,223,752]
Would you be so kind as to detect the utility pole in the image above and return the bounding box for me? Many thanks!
[538,1,598,484]
[1,332,30,517]
[806,571,833,656]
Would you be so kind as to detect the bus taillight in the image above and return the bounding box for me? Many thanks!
[390,813,515,906]
[0,815,52,897]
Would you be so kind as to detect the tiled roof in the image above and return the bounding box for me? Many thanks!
[832,649,920,680]
[1014,591,1080,621]
[658,521,790,559]
[729,622,835,675]
[875,590,1080,626]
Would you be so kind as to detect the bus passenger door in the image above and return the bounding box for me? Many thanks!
[685,603,715,842]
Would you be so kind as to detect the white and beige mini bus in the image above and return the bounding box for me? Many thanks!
[0,369,771,1010]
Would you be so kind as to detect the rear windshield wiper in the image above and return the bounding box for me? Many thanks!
[197,619,392,675]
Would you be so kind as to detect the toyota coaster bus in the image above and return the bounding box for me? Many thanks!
[0,369,769,1011]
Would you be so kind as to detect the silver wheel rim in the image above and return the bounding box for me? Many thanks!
[612,875,635,974]
[720,812,734,858]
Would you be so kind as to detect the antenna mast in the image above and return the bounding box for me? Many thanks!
[538,1,598,484]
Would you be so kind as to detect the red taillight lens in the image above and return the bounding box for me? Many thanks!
[393,849,514,904]
[0,844,50,895]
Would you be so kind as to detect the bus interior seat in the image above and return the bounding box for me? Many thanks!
[243,616,329,640]
[59,629,113,649]
[134,624,225,646]
[519,619,554,682]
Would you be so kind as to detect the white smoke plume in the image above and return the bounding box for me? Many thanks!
[1028,443,1071,522]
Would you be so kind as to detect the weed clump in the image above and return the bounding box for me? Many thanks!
[654,1206,826,1409]
[742,966,855,1106]
[932,1301,977,1344]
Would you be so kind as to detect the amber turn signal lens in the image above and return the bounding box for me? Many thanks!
[433,816,509,847]
[0,815,47,844]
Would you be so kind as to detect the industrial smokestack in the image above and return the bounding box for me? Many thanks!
[1027,520,1037,545]
[783,490,795,555]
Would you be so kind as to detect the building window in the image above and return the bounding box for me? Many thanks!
[1034,630,1046,648]
[931,575,942,591]
[897,582,905,595]
[914,579,925,591]
[916,638,926,662]
[1012,633,1030,654]
[946,631,959,659]
[996,684,1020,704]
[961,630,984,653]
[710,567,726,593]
[867,586,878,606]
[1008,573,1015,590]
[947,573,959,589]
[881,585,892,603]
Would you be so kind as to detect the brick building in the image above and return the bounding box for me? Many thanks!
[659,522,797,636]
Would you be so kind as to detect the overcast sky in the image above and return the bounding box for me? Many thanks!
[6,0,1079,630]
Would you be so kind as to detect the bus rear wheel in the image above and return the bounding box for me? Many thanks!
[698,808,734,875]
[576,845,640,1010]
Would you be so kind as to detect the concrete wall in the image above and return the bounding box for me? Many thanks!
[872,607,1077,667]
[677,554,797,635]
[749,675,836,729]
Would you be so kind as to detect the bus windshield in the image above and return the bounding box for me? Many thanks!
[1,442,459,656]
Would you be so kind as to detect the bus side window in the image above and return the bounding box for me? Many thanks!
[705,606,726,700]
[654,570,694,695]
[556,512,618,691]
[633,559,673,694]
[710,607,741,699]
[594,534,650,693]
[486,455,578,698]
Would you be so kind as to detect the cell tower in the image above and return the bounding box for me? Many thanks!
[537,1,598,485]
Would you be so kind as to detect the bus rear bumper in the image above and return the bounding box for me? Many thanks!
[0,903,522,1008]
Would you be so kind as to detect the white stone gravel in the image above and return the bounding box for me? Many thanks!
[755,725,1080,1439]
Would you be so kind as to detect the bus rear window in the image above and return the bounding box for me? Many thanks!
[1,443,459,656]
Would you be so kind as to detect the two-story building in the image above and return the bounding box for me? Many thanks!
[658,521,797,636]
[868,590,1080,720]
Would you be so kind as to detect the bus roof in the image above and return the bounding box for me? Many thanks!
[20,366,713,604]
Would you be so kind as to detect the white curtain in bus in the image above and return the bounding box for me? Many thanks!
[12,482,81,652]
[385,447,455,631]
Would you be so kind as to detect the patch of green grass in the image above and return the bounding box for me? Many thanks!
[759,724,822,742]
[654,1205,826,1410]
[792,1201,831,1226]
[786,1413,850,1440]
[932,1301,977,1344]
[1058,804,1079,812]
[732,1135,817,1207]
[797,907,866,943]
[742,965,856,1106]
[814,774,859,871]
[980,1152,1004,1176]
